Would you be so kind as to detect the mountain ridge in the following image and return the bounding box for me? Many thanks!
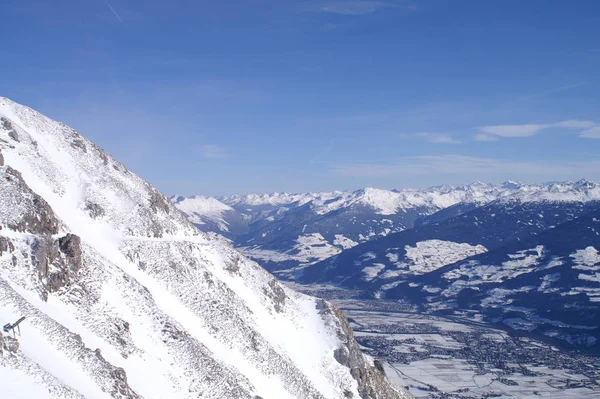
[0,96,409,399]
[174,180,600,275]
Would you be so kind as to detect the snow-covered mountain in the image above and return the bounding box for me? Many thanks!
[174,184,503,273]
[174,181,600,277]
[0,97,410,399]
[299,192,600,353]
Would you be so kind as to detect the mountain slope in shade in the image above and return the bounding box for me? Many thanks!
[299,194,600,352]
[0,97,410,399]
[381,209,600,353]
[300,197,600,288]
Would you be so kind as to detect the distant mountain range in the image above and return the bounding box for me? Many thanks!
[173,180,600,273]
[175,181,600,353]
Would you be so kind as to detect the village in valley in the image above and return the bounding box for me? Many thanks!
[289,283,600,399]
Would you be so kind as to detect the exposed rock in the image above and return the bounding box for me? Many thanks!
[58,233,83,274]
[1,116,13,131]
[111,367,140,398]
[8,130,19,142]
[0,236,15,255]
[2,335,20,353]
[263,278,287,313]
[71,139,87,152]
[84,201,105,219]
[0,149,4,166]
[319,300,410,399]
[31,234,83,297]
[225,255,241,274]
[149,189,170,214]
[1,166,59,235]
[374,359,386,375]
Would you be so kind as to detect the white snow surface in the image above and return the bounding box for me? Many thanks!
[388,240,488,275]
[170,195,233,231]
[182,179,600,221]
[0,97,406,399]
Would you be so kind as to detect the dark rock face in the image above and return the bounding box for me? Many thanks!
[319,300,407,399]
[34,234,83,296]
[0,149,4,166]
[59,233,83,273]
[1,166,59,235]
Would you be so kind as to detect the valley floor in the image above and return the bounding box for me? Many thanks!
[285,283,600,399]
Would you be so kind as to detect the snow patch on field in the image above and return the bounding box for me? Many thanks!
[333,234,358,250]
[571,247,600,270]
[362,264,386,281]
[397,240,487,274]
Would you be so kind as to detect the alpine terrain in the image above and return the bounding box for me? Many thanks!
[300,183,600,354]
[175,179,600,349]
[0,97,411,399]
[172,184,503,275]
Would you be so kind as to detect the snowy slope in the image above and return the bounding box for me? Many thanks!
[0,97,409,399]
[170,195,247,238]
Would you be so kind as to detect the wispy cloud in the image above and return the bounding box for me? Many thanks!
[474,133,499,142]
[331,155,600,180]
[317,1,394,15]
[105,1,123,22]
[581,126,600,139]
[199,144,228,159]
[402,132,461,144]
[478,120,599,140]
[479,124,548,137]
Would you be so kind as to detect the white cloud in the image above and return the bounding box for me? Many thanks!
[401,132,461,144]
[479,124,549,137]
[478,120,599,140]
[474,133,499,142]
[580,126,600,139]
[556,120,596,129]
[199,144,228,159]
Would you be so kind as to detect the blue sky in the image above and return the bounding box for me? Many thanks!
[2,0,599,196]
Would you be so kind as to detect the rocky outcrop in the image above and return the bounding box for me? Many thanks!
[263,278,288,313]
[84,201,105,219]
[1,116,13,131]
[33,233,83,296]
[0,166,59,235]
[2,334,20,353]
[319,300,413,399]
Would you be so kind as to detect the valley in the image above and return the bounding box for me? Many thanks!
[288,283,600,398]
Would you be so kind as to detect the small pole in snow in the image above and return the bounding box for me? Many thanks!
[2,316,26,338]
